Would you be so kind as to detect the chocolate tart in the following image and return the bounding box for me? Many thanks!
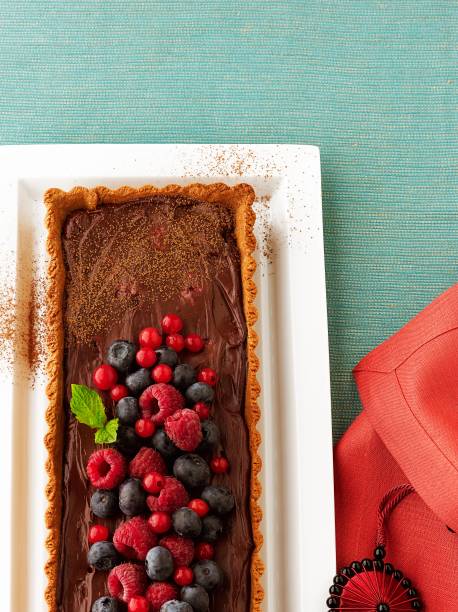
[44,183,263,611]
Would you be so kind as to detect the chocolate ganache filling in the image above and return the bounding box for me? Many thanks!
[58,195,254,611]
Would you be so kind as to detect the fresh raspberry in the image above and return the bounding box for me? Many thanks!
[197,367,217,386]
[195,542,215,560]
[148,511,172,534]
[146,582,178,611]
[166,333,185,352]
[128,595,150,612]
[161,314,183,334]
[110,384,129,402]
[93,364,118,390]
[173,566,194,586]
[89,524,110,544]
[87,448,127,489]
[184,333,204,353]
[188,499,209,518]
[135,418,155,438]
[108,563,148,603]
[139,383,184,423]
[113,516,157,560]
[152,364,173,384]
[210,456,230,474]
[139,327,162,349]
[165,409,202,452]
[193,402,210,420]
[146,476,189,513]
[136,347,157,368]
[159,534,194,566]
[129,447,166,480]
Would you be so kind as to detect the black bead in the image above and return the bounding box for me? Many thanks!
[341,567,352,578]
[411,601,422,610]
[393,569,403,580]
[408,588,417,597]
[384,563,394,575]
[326,596,339,608]
[362,558,373,570]
[374,559,384,571]
[374,546,386,560]
[377,604,390,612]
[329,585,341,596]
[333,574,347,586]
[350,561,362,573]
[401,578,411,588]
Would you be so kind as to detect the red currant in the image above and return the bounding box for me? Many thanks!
[166,333,185,352]
[138,327,162,349]
[149,511,172,534]
[188,498,210,518]
[93,364,118,390]
[197,367,218,386]
[194,402,210,420]
[152,363,173,384]
[110,384,128,402]
[136,347,157,368]
[143,471,165,494]
[195,542,215,560]
[185,333,204,353]
[162,314,184,334]
[210,456,229,474]
[89,524,109,544]
[135,418,155,438]
[128,596,150,612]
[173,566,194,586]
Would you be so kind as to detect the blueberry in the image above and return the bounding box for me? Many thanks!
[107,340,136,373]
[160,602,193,612]
[185,382,214,404]
[181,584,210,611]
[87,541,120,571]
[173,454,211,488]
[145,545,174,581]
[116,425,142,456]
[193,560,223,590]
[119,478,146,516]
[90,489,118,518]
[92,596,122,612]
[125,368,152,396]
[156,347,179,368]
[152,428,179,459]
[199,420,220,451]
[201,515,223,542]
[115,396,139,425]
[173,364,196,390]
[201,485,235,515]
[173,507,202,538]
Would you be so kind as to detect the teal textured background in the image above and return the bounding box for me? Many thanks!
[1,1,457,440]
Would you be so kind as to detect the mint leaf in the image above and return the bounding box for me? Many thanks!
[70,384,107,430]
[95,418,119,444]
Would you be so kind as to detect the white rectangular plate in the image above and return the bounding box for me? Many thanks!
[0,144,335,611]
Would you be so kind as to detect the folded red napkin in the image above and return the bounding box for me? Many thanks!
[335,283,458,610]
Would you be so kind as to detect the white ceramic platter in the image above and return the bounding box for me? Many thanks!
[0,144,335,611]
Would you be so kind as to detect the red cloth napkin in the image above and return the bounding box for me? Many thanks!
[335,283,458,610]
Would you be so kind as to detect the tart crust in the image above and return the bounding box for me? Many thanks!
[43,183,263,611]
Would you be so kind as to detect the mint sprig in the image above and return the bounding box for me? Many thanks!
[70,384,118,443]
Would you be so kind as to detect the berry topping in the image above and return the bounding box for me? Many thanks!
[116,397,140,425]
[173,454,211,489]
[180,584,210,611]
[87,449,127,490]
[193,402,210,421]
[146,582,178,612]
[162,314,184,335]
[116,425,143,457]
[139,384,184,424]
[136,347,157,368]
[145,546,174,581]
[87,541,120,571]
[159,601,192,612]
[155,347,178,368]
[210,456,229,474]
[166,333,185,352]
[152,364,173,384]
[135,418,156,438]
[149,511,173,534]
[152,428,179,459]
[172,508,202,538]
[110,384,129,402]
[93,364,118,391]
[129,447,166,480]
[165,409,202,452]
[201,515,223,542]
[195,542,215,561]
[173,566,194,587]
[146,476,189,514]
[89,524,110,544]
[128,595,150,612]
[92,596,122,612]
[143,471,166,494]
[119,478,147,516]
[197,368,217,386]
[184,333,204,353]
[172,364,196,391]
[107,340,136,373]
[199,420,220,450]
[91,489,118,519]
[193,560,223,590]
[188,499,210,518]
[185,382,214,404]
[201,485,235,515]
[126,368,153,396]
[108,563,149,603]
[139,327,162,349]
[113,516,157,560]
[159,534,194,566]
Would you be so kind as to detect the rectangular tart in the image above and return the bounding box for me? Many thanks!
[44,184,263,612]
